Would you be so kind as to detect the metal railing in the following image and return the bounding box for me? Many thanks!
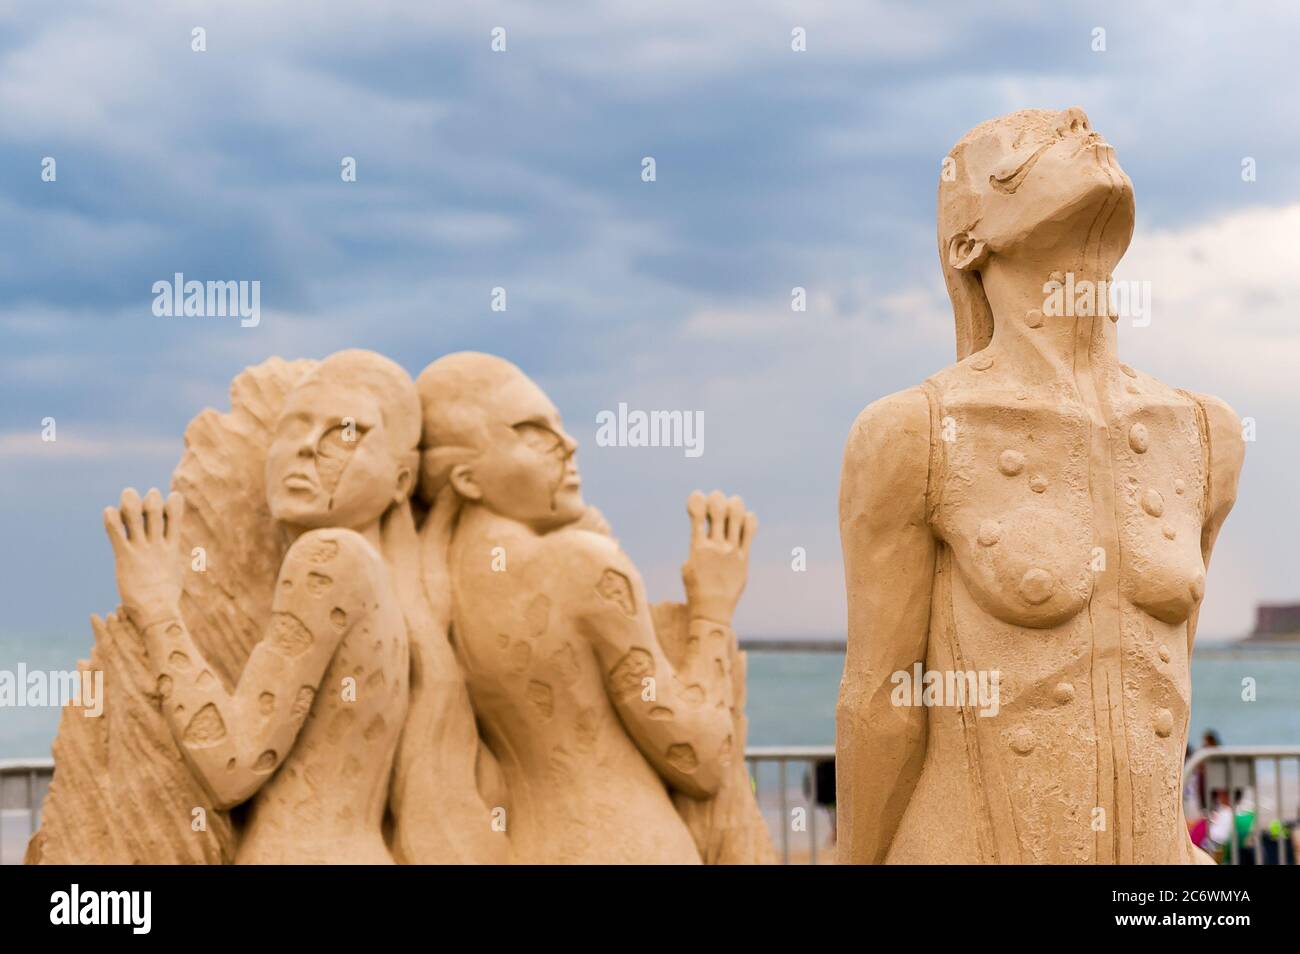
[1183,745,1300,865]
[745,745,836,865]
[0,758,52,866]
[4,747,1297,865]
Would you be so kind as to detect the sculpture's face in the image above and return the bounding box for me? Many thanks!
[966,108,1135,265]
[462,372,585,533]
[266,379,405,530]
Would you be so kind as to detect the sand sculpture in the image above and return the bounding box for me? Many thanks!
[837,108,1244,864]
[28,348,772,865]
[416,352,773,863]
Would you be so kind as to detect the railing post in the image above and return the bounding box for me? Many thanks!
[778,759,789,865]
[809,772,818,866]
[1276,757,1285,865]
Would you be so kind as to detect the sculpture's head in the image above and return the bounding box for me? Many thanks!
[416,352,585,533]
[938,107,1135,357]
[265,349,420,531]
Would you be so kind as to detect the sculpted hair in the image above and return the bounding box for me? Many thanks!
[415,351,525,502]
[301,349,421,458]
[938,109,1058,360]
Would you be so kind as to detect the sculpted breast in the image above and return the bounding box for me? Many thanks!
[1112,400,1211,626]
[1118,479,1206,625]
[951,505,1094,629]
[932,396,1095,630]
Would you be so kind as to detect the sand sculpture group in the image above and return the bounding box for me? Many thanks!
[29,351,773,865]
[29,108,1242,865]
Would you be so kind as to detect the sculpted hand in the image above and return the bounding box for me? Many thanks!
[103,487,185,630]
[682,490,756,625]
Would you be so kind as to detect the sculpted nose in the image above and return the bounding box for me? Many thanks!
[1054,106,1091,137]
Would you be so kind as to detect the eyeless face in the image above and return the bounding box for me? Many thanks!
[265,379,408,531]
[457,373,585,533]
[964,108,1135,264]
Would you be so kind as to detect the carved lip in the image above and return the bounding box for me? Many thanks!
[282,473,316,491]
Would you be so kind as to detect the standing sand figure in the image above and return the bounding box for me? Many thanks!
[837,108,1243,864]
[416,352,773,863]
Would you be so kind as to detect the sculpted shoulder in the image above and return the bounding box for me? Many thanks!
[1118,362,1244,522]
[1188,389,1245,517]
[841,386,932,531]
[1191,391,1244,454]
[282,526,387,590]
[540,525,642,611]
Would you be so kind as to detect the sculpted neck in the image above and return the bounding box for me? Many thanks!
[458,500,583,541]
[979,255,1121,386]
[457,502,538,542]
[283,518,384,552]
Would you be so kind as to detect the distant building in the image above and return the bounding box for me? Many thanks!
[1247,603,1300,642]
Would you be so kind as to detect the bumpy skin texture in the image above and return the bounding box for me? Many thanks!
[125,521,408,864]
[98,401,414,861]
[837,108,1244,865]
[448,498,760,863]
[30,353,465,865]
[419,350,771,864]
[29,358,313,865]
[33,351,771,866]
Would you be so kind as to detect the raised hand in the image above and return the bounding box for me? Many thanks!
[102,487,185,630]
[681,490,756,625]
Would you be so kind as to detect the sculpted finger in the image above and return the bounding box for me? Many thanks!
[119,488,143,541]
[164,491,185,543]
[705,490,727,542]
[725,495,745,546]
[740,511,758,555]
[103,507,126,552]
[687,490,707,542]
[142,488,165,541]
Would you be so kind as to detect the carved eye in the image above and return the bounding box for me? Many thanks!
[318,423,364,459]
[989,141,1054,194]
[513,422,563,456]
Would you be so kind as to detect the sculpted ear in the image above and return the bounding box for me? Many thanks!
[947,231,988,271]
[393,450,419,504]
[448,463,482,501]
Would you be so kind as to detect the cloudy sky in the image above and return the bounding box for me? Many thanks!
[2,0,1297,719]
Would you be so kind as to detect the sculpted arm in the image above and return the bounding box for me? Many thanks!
[1187,394,1244,654]
[836,388,936,864]
[573,526,741,800]
[105,488,374,810]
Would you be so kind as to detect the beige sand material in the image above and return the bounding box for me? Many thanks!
[417,352,774,863]
[31,351,500,864]
[31,348,770,864]
[837,108,1244,864]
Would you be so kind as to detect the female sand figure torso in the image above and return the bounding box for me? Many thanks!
[417,353,756,863]
[837,109,1243,864]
